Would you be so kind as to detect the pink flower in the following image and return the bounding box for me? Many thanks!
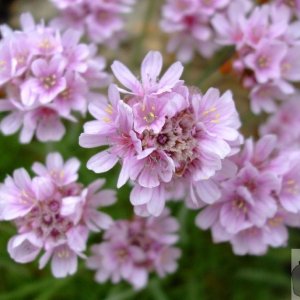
[275,0,300,16]
[197,165,279,234]
[25,56,67,105]
[199,0,230,16]
[230,215,288,256]
[249,83,287,114]
[20,106,69,143]
[80,51,241,216]
[87,209,180,289]
[0,13,109,143]
[0,168,38,220]
[212,2,300,113]
[194,134,300,255]
[50,0,136,48]
[111,51,184,98]
[244,40,287,84]
[32,152,80,187]
[61,179,117,232]
[0,42,13,85]
[260,96,300,149]
[160,0,250,62]
[0,153,116,278]
[51,0,83,9]
[276,152,300,213]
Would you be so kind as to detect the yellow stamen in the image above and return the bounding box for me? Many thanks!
[105,104,113,115]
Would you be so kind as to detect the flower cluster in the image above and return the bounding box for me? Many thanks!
[79,51,241,217]
[0,13,109,143]
[87,209,181,289]
[275,0,300,17]
[260,93,300,150]
[50,0,136,48]
[213,1,300,113]
[160,0,252,63]
[0,153,116,277]
[196,135,300,255]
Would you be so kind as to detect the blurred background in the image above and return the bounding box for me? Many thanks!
[0,0,296,299]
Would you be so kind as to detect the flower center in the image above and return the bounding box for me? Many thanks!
[267,216,283,227]
[39,39,53,50]
[60,88,70,99]
[143,112,156,123]
[157,134,169,145]
[116,248,128,261]
[49,200,60,212]
[233,198,247,213]
[284,178,300,195]
[183,15,196,28]
[257,56,269,68]
[43,75,57,89]
[0,60,6,70]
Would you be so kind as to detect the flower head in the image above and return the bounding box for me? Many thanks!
[213,2,300,113]
[160,0,251,62]
[0,13,109,143]
[0,152,116,278]
[195,135,300,255]
[86,209,180,289]
[80,51,241,216]
[50,0,136,47]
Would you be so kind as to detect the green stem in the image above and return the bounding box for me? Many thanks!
[131,0,157,65]
[149,279,169,300]
[178,205,189,245]
[105,288,137,300]
[0,279,55,300]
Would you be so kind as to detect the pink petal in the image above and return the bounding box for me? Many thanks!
[146,186,165,216]
[51,246,78,278]
[141,51,162,86]
[87,150,118,173]
[111,61,140,92]
[130,185,153,205]
[158,62,183,92]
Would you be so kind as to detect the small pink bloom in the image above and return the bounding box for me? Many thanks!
[50,0,136,47]
[87,209,180,289]
[0,13,109,143]
[32,152,80,187]
[245,39,287,84]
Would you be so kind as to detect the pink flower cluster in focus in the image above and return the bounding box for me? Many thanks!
[79,51,241,217]
[50,0,136,48]
[87,209,181,289]
[0,13,109,143]
[0,152,116,277]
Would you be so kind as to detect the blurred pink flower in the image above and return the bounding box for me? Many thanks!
[87,209,180,289]
[195,135,300,255]
[50,0,136,48]
[160,0,251,62]
[213,2,300,113]
[260,95,300,149]
[0,153,116,278]
[0,13,109,143]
